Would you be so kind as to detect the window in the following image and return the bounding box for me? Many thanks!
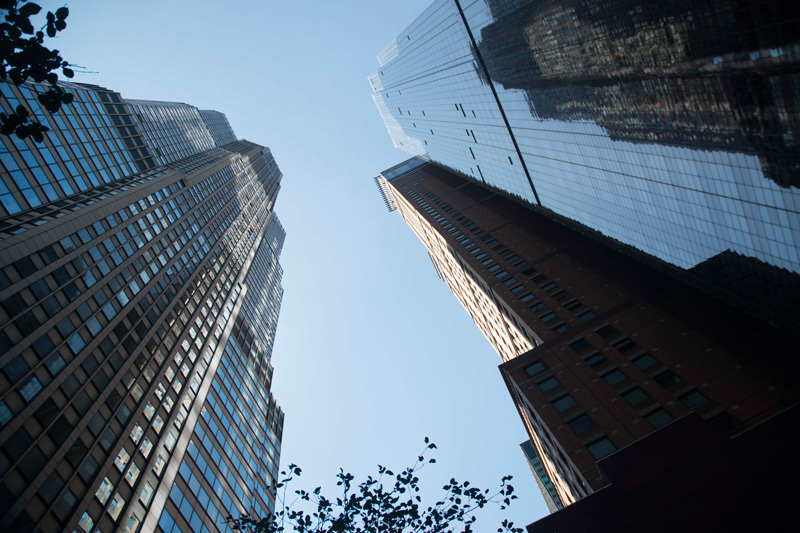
[130,424,143,444]
[502,277,517,287]
[595,324,618,338]
[125,461,140,485]
[19,376,43,402]
[524,361,547,377]
[653,370,682,389]
[612,338,636,353]
[95,477,113,504]
[577,310,597,322]
[632,353,658,370]
[602,369,626,386]
[537,377,560,393]
[563,299,581,311]
[152,451,166,476]
[541,282,557,292]
[552,394,576,412]
[528,301,546,312]
[124,512,142,533]
[77,512,94,533]
[622,387,650,406]
[679,390,709,409]
[108,492,125,520]
[551,323,570,334]
[139,481,154,506]
[584,352,606,368]
[587,437,617,459]
[539,311,558,323]
[568,338,592,353]
[140,437,153,457]
[114,448,130,471]
[567,414,596,434]
[645,408,674,429]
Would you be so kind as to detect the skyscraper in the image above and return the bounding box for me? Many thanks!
[375,157,798,527]
[0,80,285,533]
[369,0,800,323]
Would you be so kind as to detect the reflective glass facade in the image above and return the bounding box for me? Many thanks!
[126,100,217,166]
[370,0,800,276]
[0,81,285,533]
[199,111,238,148]
[520,440,562,513]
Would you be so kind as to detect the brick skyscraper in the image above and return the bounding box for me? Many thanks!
[376,157,798,530]
[0,80,284,533]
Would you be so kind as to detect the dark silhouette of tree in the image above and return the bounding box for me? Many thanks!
[0,0,73,142]
[228,439,523,533]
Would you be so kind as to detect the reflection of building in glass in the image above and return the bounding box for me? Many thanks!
[376,157,799,522]
[479,0,800,188]
[520,440,562,513]
[0,81,284,533]
[198,110,238,148]
[369,0,800,298]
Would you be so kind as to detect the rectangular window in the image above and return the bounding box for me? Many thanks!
[645,408,674,429]
[622,387,650,406]
[569,338,592,353]
[550,290,570,302]
[602,369,626,386]
[537,377,559,392]
[524,361,547,377]
[95,477,113,504]
[612,338,636,353]
[539,311,558,323]
[679,390,709,409]
[567,414,596,434]
[528,301,546,312]
[552,394,576,412]
[653,370,682,389]
[584,352,606,368]
[632,353,658,369]
[577,310,597,322]
[108,492,125,520]
[587,437,616,459]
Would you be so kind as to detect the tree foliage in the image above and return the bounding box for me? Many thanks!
[228,439,523,533]
[0,0,74,142]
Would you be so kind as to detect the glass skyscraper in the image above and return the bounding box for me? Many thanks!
[0,80,285,533]
[370,0,800,294]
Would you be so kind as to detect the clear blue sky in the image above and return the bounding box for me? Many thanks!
[48,0,549,528]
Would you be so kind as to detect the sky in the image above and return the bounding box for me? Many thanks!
[47,0,550,529]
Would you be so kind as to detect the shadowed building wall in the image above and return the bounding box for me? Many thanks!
[376,157,798,510]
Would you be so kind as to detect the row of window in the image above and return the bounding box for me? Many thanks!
[1,152,278,529]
